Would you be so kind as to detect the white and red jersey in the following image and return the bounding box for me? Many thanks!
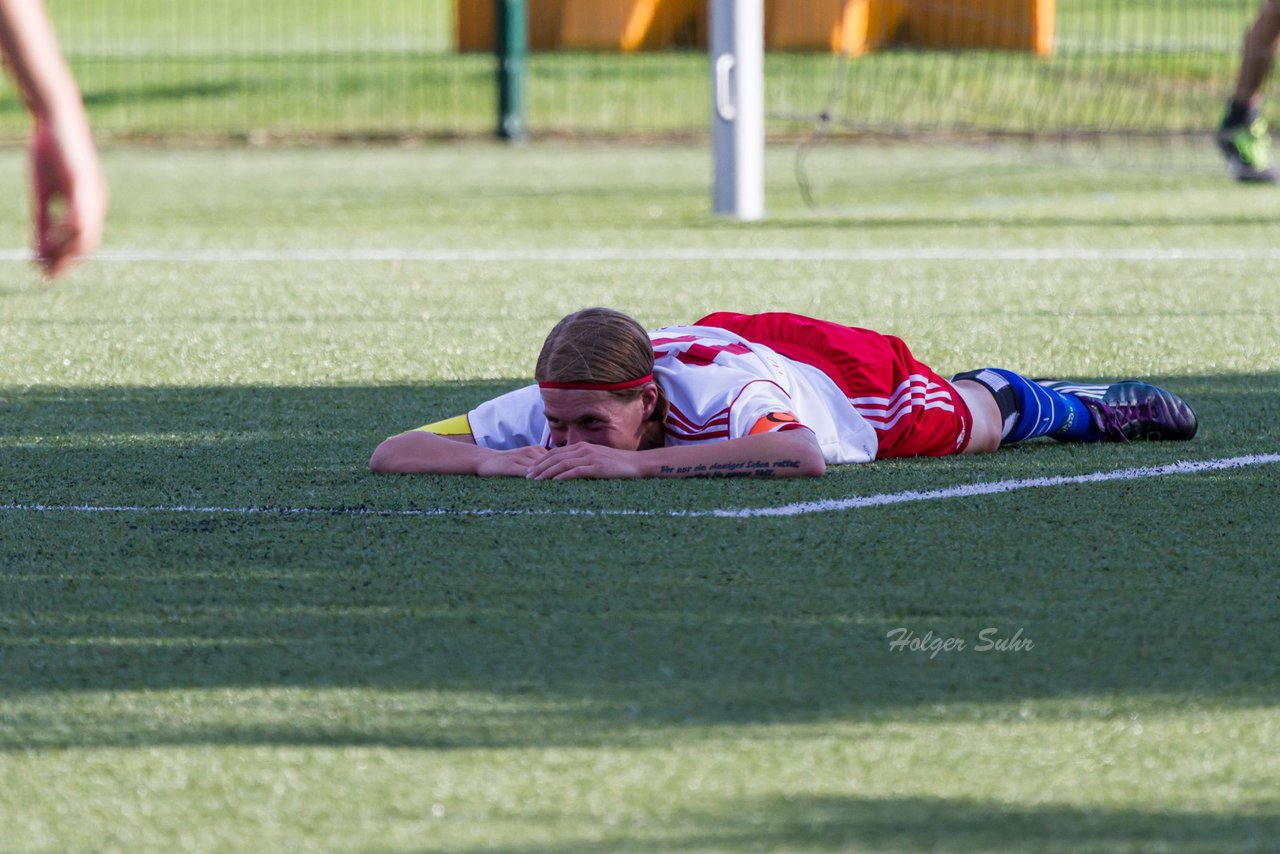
[465,323,881,465]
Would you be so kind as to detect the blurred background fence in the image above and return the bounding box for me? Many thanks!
[0,1,1262,145]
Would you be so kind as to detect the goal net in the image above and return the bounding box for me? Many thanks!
[767,0,1260,196]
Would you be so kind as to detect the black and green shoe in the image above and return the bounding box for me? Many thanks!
[1217,117,1278,183]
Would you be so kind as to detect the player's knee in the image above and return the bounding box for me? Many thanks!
[952,378,1004,454]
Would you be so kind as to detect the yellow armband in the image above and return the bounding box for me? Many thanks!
[415,413,471,436]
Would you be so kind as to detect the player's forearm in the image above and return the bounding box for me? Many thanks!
[0,0,82,121]
[639,429,826,478]
[369,430,490,475]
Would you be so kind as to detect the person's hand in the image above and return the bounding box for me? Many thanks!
[29,112,107,278]
[526,443,647,481]
[476,445,551,478]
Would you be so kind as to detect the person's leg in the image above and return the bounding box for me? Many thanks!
[952,369,1098,444]
[950,370,1198,446]
[1220,1,1280,181]
[1035,379,1199,442]
[1232,0,1280,111]
[951,379,1002,454]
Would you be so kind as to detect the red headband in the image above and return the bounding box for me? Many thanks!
[537,374,654,392]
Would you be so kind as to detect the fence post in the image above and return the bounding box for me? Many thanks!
[496,0,528,140]
[711,0,764,219]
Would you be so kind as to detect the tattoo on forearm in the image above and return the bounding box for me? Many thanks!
[660,459,802,478]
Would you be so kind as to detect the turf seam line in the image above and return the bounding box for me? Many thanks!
[8,248,1280,263]
[3,454,1277,520]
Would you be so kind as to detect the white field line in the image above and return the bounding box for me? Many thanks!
[7,247,1280,263]
[3,454,1277,521]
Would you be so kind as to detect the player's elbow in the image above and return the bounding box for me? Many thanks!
[369,433,419,473]
[800,454,826,478]
[792,446,826,478]
[368,439,399,473]
[783,429,826,477]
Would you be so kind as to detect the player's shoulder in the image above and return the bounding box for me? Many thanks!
[473,382,543,414]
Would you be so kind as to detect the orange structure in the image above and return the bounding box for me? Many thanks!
[764,0,907,55]
[560,0,705,51]
[904,0,1054,56]
[455,0,566,52]
[454,0,1054,56]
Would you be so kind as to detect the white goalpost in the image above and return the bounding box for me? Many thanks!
[710,0,765,220]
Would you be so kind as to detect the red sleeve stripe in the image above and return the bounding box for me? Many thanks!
[663,426,731,441]
[665,401,731,433]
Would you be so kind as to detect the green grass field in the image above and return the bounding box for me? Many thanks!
[2,142,1279,851]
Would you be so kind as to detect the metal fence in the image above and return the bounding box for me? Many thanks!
[0,1,1260,145]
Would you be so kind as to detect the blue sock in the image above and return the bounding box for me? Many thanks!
[958,369,1100,444]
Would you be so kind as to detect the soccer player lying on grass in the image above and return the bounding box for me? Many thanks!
[369,308,1198,480]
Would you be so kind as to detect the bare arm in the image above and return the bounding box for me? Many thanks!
[368,430,549,477]
[0,0,107,277]
[527,428,827,480]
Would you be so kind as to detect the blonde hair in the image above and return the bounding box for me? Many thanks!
[536,307,667,420]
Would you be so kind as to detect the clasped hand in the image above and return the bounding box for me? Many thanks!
[477,443,647,481]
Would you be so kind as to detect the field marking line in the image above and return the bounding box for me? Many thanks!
[3,454,1277,521]
[7,247,1280,263]
[705,453,1280,518]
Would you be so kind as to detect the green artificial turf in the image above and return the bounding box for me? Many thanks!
[1,143,1278,851]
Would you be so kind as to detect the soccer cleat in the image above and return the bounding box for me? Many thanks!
[1217,117,1278,183]
[1039,380,1198,442]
